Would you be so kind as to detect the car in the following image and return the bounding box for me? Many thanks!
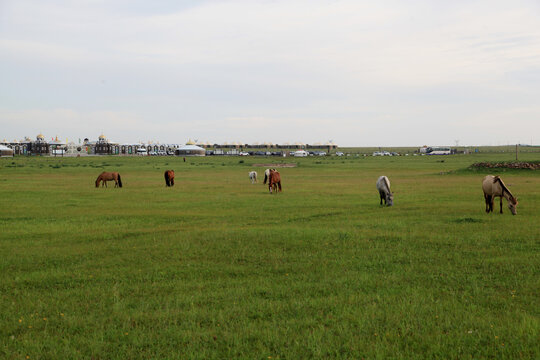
[239,152,250,156]
[372,152,383,156]
[336,152,344,156]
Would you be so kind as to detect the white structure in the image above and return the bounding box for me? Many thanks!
[293,150,309,157]
[0,144,14,157]
[176,144,206,156]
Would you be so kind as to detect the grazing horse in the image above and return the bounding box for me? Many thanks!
[263,169,271,184]
[95,172,122,188]
[376,176,393,206]
[164,170,175,187]
[249,171,258,184]
[482,175,517,215]
[268,169,282,193]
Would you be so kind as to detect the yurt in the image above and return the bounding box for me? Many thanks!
[175,144,206,156]
[0,144,14,157]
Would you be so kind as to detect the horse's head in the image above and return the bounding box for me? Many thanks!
[95,178,100,187]
[508,197,518,215]
[386,193,394,206]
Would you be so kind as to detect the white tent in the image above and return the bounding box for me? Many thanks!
[0,144,14,157]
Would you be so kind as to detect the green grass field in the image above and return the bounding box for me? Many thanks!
[1,153,539,359]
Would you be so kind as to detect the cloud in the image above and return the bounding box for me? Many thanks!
[1,0,540,146]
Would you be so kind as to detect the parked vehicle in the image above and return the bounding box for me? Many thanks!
[426,147,451,155]
[293,150,308,157]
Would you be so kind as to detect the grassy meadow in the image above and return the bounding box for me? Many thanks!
[1,153,539,359]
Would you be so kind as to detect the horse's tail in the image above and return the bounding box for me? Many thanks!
[278,181,282,192]
[170,171,174,186]
[164,171,170,187]
[263,173,268,184]
[117,174,123,188]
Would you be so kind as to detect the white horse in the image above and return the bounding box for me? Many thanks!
[376,176,393,206]
[263,168,273,185]
[248,171,258,184]
[482,175,518,215]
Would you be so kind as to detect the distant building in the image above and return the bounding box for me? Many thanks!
[28,134,50,155]
[175,144,206,156]
[94,134,120,155]
[0,138,29,155]
[0,144,14,157]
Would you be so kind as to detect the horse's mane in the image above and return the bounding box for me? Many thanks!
[493,176,515,201]
[383,176,391,193]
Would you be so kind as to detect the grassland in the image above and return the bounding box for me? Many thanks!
[1,152,539,359]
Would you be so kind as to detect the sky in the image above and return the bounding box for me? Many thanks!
[1,0,539,147]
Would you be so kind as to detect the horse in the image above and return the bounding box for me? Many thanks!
[249,171,258,184]
[95,172,122,188]
[268,169,282,193]
[263,168,276,184]
[164,170,175,187]
[482,175,517,215]
[376,176,393,206]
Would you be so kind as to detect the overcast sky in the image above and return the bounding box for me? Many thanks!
[1,0,539,146]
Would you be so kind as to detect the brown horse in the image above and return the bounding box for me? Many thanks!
[268,169,282,193]
[482,175,517,215]
[164,170,175,187]
[95,172,122,188]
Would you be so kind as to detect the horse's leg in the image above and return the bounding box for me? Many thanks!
[484,194,490,213]
[499,196,503,214]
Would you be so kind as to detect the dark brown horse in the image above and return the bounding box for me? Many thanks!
[164,170,175,187]
[268,169,282,193]
[95,172,122,188]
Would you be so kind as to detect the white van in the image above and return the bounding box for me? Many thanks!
[293,150,309,157]
[137,148,148,156]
